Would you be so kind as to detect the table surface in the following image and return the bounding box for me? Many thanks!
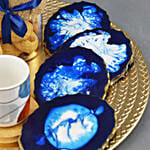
[66,0,150,149]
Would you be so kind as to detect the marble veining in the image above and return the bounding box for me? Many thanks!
[44,104,104,149]
[39,56,100,101]
[70,30,127,73]
[46,2,110,50]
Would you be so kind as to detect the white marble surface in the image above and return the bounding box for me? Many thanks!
[65,0,150,149]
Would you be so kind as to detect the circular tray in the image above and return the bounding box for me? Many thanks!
[42,0,150,150]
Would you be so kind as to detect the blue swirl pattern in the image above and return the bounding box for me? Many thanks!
[44,104,102,149]
[63,29,132,81]
[21,95,116,150]
[70,30,127,73]
[39,56,100,101]
[44,2,110,51]
[35,47,109,105]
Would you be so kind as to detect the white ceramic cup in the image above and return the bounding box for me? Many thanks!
[0,55,30,127]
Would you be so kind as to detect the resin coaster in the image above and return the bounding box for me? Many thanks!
[62,28,133,84]
[34,47,110,105]
[20,94,116,150]
[44,1,110,52]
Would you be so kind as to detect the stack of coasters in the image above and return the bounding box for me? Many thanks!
[0,97,38,149]
[20,1,135,149]
[44,1,133,84]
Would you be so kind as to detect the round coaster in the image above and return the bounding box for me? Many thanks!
[34,47,110,105]
[44,1,111,52]
[20,95,116,150]
[62,28,133,85]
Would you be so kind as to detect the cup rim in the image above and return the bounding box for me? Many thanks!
[0,55,30,91]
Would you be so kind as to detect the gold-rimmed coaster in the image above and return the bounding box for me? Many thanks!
[18,95,117,150]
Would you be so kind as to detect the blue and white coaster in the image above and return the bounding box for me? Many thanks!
[34,47,109,105]
[20,94,116,150]
[44,1,110,52]
[62,28,133,83]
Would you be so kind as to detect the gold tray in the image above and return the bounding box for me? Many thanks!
[0,0,149,149]
[42,1,150,149]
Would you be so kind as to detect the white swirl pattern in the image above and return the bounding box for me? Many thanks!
[70,31,127,73]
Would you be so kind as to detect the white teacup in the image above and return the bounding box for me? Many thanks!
[0,55,30,127]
